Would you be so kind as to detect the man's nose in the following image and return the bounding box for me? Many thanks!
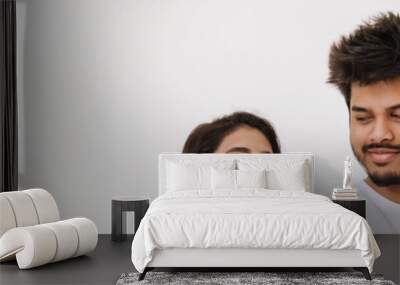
[369,119,394,143]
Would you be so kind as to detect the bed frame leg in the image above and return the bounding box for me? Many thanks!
[138,268,148,281]
[354,267,371,280]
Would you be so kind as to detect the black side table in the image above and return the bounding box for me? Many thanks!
[111,197,150,242]
[332,199,366,218]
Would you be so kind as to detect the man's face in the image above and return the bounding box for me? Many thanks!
[350,78,400,186]
[215,125,273,154]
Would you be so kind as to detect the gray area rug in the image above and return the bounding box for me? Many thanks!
[116,272,396,285]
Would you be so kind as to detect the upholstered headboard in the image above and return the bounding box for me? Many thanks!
[158,153,314,195]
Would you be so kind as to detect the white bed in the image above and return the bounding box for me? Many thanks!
[131,153,380,280]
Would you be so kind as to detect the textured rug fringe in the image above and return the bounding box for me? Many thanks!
[116,271,395,285]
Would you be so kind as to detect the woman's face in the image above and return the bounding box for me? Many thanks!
[215,125,273,154]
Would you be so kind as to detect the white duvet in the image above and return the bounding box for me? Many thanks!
[131,190,380,273]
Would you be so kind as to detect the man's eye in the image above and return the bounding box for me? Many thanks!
[391,112,400,119]
[355,117,372,123]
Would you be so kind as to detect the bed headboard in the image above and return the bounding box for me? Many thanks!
[158,153,314,196]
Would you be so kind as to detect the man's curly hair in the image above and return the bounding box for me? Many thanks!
[328,12,400,107]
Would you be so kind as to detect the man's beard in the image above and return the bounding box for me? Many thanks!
[352,143,400,187]
[369,172,400,186]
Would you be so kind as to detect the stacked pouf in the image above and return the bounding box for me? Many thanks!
[0,189,98,269]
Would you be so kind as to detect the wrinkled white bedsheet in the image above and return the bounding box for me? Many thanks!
[131,190,380,273]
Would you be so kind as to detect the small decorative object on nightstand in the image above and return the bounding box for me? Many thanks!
[332,156,359,200]
[332,199,366,218]
[111,197,149,242]
[332,156,366,218]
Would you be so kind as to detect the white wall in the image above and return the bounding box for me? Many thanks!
[16,0,400,233]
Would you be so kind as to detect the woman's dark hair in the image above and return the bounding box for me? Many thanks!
[182,112,281,153]
[328,12,400,107]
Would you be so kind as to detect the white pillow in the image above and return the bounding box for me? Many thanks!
[166,160,236,191]
[266,163,306,191]
[237,169,268,189]
[238,159,309,191]
[211,168,236,189]
[211,168,268,190]
[167,162,210,191]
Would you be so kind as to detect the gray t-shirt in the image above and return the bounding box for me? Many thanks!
[357,180,400,234]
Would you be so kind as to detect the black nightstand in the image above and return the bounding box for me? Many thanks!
[111,197,150,242]
[332,199,366,218]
